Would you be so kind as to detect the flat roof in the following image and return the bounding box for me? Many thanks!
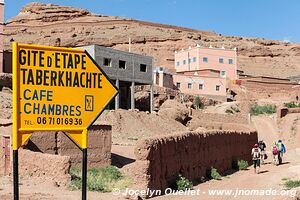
[176,69,221,73]
[80,44,153,59]
[174,73,226,80]
[175,46,236,54]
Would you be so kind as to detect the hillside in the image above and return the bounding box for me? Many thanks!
[3,2,300,78]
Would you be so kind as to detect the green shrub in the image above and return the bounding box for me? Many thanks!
[194,96,203,109]
[206,167,222,180]
[237,160,249,170]
[176,174,193,191]
[70,166,131,192]
[284,180,300,190]
[284,102,300,108]
[250,104,277,115]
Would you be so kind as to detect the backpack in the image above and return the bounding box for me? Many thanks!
[273,146,278,155]
[253,148,260,159]
[277,142,283,152]
[259,142,265,151]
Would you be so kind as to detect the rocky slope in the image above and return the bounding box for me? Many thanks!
[3,2,300,78]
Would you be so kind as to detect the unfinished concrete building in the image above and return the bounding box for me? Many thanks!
[81,45,154,111]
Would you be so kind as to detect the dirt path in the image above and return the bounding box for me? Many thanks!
[152,115,300,200]
[251,115,279,145]
[152,150,300,200]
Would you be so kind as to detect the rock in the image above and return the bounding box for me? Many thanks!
[158,100,190,125]
[1,87,12,94]
[3,3,300,78]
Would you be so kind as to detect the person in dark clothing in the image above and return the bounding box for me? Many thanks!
[258,140,266,164]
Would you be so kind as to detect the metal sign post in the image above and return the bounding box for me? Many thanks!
[12,43,118,200]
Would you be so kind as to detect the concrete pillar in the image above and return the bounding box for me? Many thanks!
[150,84,154,113]
[115,79,120,109]
[159,72,164,87]
[131,81,135,109]
[153,72,157,85]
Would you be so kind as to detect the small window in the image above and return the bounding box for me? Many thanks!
[199,84,203,90]
[183,60,186,65]
[216,85,220,91]
[176,61,180,66]
[221,71,226,77]
[188,83,192,89]
[103,58,112,67]
[219,58,224,63]
[188,58,191,64]
[193,57,196,62]
[119,60,126,69]
[140,64,147,72]
[176,82,181,89]
[203,57,208,62]
[228,59,233,64]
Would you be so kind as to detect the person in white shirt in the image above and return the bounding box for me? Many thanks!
[251,144,261,174]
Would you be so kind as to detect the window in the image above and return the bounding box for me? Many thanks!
[183,60,186,65]
[188,58,191,64]
[199,84,203,90]
[176,61,180,66]
[203,57,208,62]
[188,83,192,89]
[103,58,112,67]
[193,57,196,62]
[221,71,226,77]
[176,82,181,89]
[119,60,126,69]
[216,85,220,91]
[228,59,233,64]
[219,58,224,63]
[140,64,147,72]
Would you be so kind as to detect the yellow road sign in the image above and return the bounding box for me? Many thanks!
[12,43,118,149]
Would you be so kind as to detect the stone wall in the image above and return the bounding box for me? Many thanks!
[133,130,257,194]
[24,124,112,167]
[19,149,71,186]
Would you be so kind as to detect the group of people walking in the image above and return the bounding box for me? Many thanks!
[251,139,286,173]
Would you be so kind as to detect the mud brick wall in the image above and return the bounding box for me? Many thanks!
[134,130,257,192]
[0,121,12,176]
[240,80,298,99]
[188,121,254,132]
[25,124,112,167]
[278,108,300,118]
[19,149,71,186]
[59,125,112,167]
[191,112,250,125]
[0,136,6,175]
[0,73,12,89]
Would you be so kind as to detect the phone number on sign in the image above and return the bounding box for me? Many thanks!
[36,117,83,125]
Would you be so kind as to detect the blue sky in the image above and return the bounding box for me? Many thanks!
[4,0,300,42]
